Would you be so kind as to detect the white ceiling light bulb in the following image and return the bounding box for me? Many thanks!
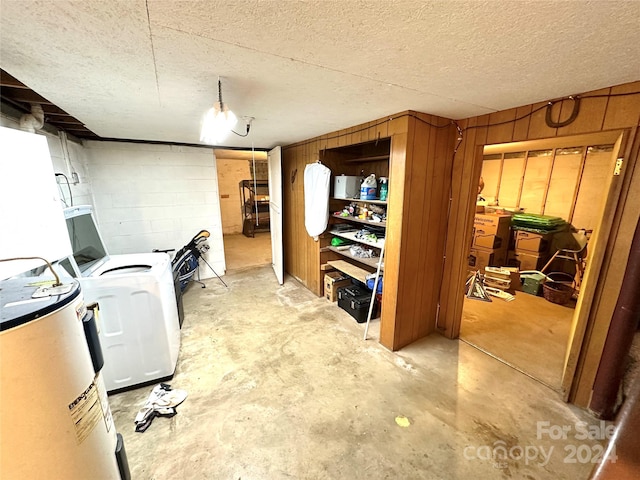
[200,77,237,144]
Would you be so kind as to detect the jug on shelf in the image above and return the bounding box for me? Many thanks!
[360,174,377,200]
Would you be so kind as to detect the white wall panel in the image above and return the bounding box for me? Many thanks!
[84,141,225,278]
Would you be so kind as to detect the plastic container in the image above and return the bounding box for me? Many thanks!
[334,175,361,199]
[337,285,377,323]
[379,177,388,201]
[360,174,377,200]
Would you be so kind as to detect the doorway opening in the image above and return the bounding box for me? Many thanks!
[460,133,623,391]
[215,149,272,272]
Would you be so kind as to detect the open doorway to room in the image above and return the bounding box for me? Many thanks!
[215,149,272,271]
[460,133,623,391]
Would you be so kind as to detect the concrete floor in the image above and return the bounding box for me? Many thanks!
[109,266,604,479]
[461,292,574,389]
[223,232,272,271]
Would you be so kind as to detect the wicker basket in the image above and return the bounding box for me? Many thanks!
[542,281,574,305]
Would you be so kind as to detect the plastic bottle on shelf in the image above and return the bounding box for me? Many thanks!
[360,174,377,200]
[379,177,388,201]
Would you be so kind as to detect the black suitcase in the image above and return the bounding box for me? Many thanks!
[337,285,376,323]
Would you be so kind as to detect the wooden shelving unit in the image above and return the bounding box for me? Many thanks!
[332,197,387,206]
[331,213,386,228]
[327,260,371,283]
[343,154,390,163]
[239,179,270,238]
[327,246,384,270]
[329,229,385,249]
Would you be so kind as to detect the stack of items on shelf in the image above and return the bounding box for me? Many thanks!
[510,213,567,271]
[349,244,377,259]
[354,227,384,243]
[335,202,386,223]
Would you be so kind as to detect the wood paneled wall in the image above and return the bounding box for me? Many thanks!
[282,116,402,295]
[282,112,457,351]
[282,81,639,406]
[439,81,640,406]
[384,113,457,349]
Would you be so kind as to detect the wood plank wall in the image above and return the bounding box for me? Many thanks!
[282,115,405,296]
[282,111,456,351]
[384,113,457,349]
[439,81,640,406]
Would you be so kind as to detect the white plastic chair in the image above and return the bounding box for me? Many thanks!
[541,230,589,289]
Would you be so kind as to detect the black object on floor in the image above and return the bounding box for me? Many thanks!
[337,285,377,323]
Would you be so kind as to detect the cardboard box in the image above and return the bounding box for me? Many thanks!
[473,233,505,249]
[324,272,352,302]
[472,213,511,249]
[468,247,507,272]
[514,250,548,272]
[515,231,552,253]
[505,250,518,267]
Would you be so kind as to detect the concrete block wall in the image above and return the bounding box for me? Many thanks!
[83,141,225,278]
[47,134,94,207]
[217,158,251,234]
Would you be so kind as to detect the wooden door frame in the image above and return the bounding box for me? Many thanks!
[457,129,629,399]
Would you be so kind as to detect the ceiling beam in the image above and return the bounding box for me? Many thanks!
[0,70,29,88]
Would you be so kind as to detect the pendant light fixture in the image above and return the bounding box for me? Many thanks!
[200,77,238,144]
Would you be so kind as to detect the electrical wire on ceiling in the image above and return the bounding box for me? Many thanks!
[282,90,640,151]
[233,117,254,138]
[461,90,640,132]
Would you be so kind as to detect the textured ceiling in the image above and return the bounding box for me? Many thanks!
[1,0,639,149]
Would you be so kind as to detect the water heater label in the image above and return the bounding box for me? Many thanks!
[95,372,114,433]
[68,381,102,444]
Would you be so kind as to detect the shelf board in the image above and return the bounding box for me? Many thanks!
[332,197,388,206]
[327,260,371,283]
[342,155,389,163]
[329,229,385,249]
[332,213,386,228]
[327,246,384,270]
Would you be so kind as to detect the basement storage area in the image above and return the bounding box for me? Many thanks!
[461,134,623,390]
[283,112,458,351]
[282,82,640,413]
[318,138,390,326]
[215,150,272,271]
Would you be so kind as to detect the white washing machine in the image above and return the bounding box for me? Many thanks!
[62,206,181,392]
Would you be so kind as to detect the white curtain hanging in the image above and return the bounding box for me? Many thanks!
[304,162,332,240]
